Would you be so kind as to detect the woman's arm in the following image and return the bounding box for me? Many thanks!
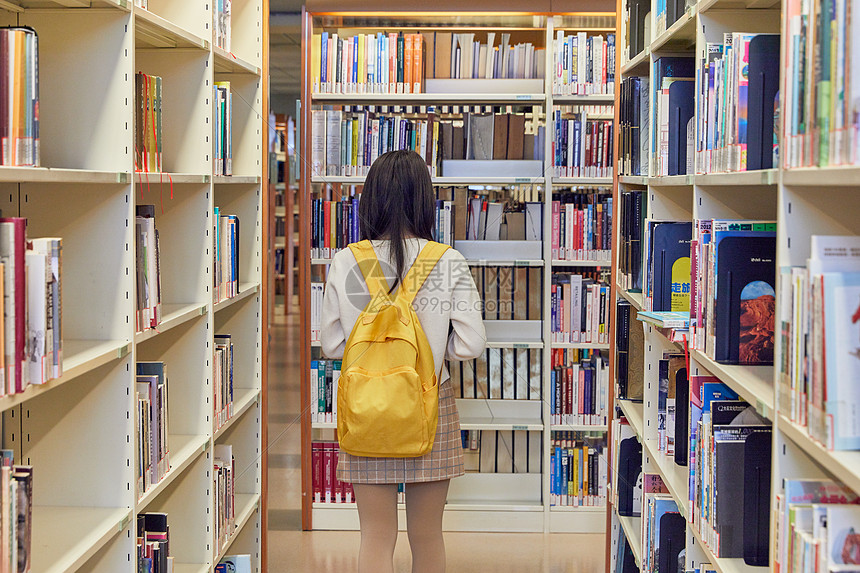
[320,255,347,359]
[445,251,486,361]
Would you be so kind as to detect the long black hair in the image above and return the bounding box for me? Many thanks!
[358,150,435,291]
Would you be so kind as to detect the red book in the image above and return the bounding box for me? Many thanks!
[323,200,331,255]
[551,201,560,260]
[323,443,333,503]
[333,445,342,503]
[0,218,26,393]
[312,442,322,503]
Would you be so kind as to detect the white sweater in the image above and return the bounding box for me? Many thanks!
[320,238,487,383]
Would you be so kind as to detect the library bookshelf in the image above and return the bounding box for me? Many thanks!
[0,1,269,571]
[299,2,618,533]
[604,0,860,569]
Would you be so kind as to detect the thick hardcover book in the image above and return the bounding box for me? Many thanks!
[617,436,642,516]
[657,512,685,573]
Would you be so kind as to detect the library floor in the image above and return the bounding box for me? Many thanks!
[266,311,606,572]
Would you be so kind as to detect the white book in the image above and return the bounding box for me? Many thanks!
[570,274,582,341]
[25,251,48,385]
[310,362,318,422]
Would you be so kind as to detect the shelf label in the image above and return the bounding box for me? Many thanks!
[117,344,130,359]
[514,260,530,267]
[514,177,532,183]
[512,425,529,431]
[513,343,529,349]
[515,95,533,101]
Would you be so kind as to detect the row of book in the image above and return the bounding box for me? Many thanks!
[214,334,234,431]
[214,81,233,176]
[651,57,694,177]
[137,361,170,496]
[552,109,615,178]
[654,0,691,42]
[213,0,231,52]
[618,76,649,176]
[311,442,354,504]
[549,273,610,344]
[0,452,32,573]
[551,192,613,262]
[614,301,644,402]
[552,32,615,96]
[310,359,339,424]
[623,0,649,62]
[616,190,644,292]
[549,349,608,426]
[137,513,171,573]
[784,0,860,167]
[135,72,163,174]
[214,209,240,303]
[136,206,162,333]
[778,235,860,451]
[0,220,63,393]
[695,35,780,173]
[214,444,235,553]
[549,432,606,507]
[462,430,541,474]
[0,29,39,167]
[449,348,542,401]
[423,32,545,82]
[464,196,542,242]
[655,352,685,458]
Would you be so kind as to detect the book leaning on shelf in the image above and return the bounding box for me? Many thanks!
[214,81,233,176]
[214,444,235,552]
[550,349,608,426]
[136,206,163,333]
[549,432,606,507]
[779,235,860,451]
[551,190,613,261]
[137,361,170,496]
[552,106,615,178]
[461,430,542,474]
[135,73,163,174]
[552,32,615,96]
[0,28,39,167]
[213,208,239,302]
[214,0,231,52]
[550,272,610,344]
[137,513,172,573]
[214,334,234,430]
[0,451,32,573]
[311,441,354,504]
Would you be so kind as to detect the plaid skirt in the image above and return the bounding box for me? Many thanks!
[337,380,465,484]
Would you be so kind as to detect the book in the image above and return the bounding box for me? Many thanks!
[217,555,251,573]
[135,72,163,173]
[0,29,38,167]
[214,334,234,429]
[552,32,616,95]
[214,81,233,176]
[135,206,162,333]
[549,348,608,426]
[644,220,692,312]
[0,218,26,394]
[214,444,235,551]
[137,512,173,573]
[550,189,613,261]
[549,431,607,507]
[552,106,614,178]
[550,273,610,344]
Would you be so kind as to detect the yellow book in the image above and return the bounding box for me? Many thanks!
[357,33,365,92]
[311,34,321,93]
[582,444,589,503]
[12,31,23,166]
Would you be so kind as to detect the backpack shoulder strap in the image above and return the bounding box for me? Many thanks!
[348,240,390,299]
[397,241,451,305]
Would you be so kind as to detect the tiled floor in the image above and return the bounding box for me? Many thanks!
[266,311,606,572]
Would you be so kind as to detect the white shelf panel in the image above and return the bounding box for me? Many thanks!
[549,506,608,533]
[549,505,606,512]
[311,422,336,429]
[172,565,209,573]
[643,439,688,518]
[697,0,780,11]
[467,259,545,267]
[213,282,260,313]
[552,177,613,185]
[551,342,610,350]
[621,47,650,76]
[0,339,130,413]
[689,349,774,419]
[551,259,611,267]
[214,175,261,185]
[0,166,129,184]
[689,518,766,573]
[650,6,697,53]
[136,433,209,512]
[782,166,860,186]
[134,172,210,185]
[134,6,209,50]
[619,175,648,185]
[310,175,546,186]
[214,47,261,75]
[311,93,546,105]
[695,169,778,186]
[485,340,545,349]
[215,493,260,564]
[31,506,131,573]
[215,388,261,441]
[648,175,694,186]
[550,424,608,432]
[14,0,128,8]
[460,417,544,431]
[552,93,615,104]
[779,415,860,495]
[617,399,644,440]
[617,284,644,311]
[618,513,643,567]
[135,302,207,344]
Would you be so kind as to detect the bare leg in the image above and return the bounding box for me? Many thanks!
[405,480,450,573]
[353,483,398,573]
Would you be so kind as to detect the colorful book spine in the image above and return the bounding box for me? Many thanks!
[550,192,613,261]
[549,431,607,507]
[311,441,354,503]
[552,32,615,95]
[549,349,609,426]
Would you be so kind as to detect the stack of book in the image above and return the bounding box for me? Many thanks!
[216,555,252,573]
[773,479,860,573]
[135,73,163,173]
[312,441,354,504]
[688,220,776,365]
[552,32,616,95]
[550,273,610,344]
[550,348,608,426]
[552,107,614,178]
[617,190,646,292]
[310,359,340,424]
[214,334,234,431]
[642,475,684,573]
[551,191,613,262]
[784,0,859,167]
[137,513,171,573]
[778,235,860,450]
[214,0,231,52]
[619,76,649,176]
[462,430,542,473]
[549,432,607,507]
[136,362,170,496]
[696,34,780,173]
[0,451,32,573]
[136,206,163,333]
[651,57,694,177]
[214,444,235,552]
[0,29,39,167]
[450,348,542,400]
[214,81,233,176]
[214,209,239,302]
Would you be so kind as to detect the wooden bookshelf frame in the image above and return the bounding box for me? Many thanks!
[299,6,618,533]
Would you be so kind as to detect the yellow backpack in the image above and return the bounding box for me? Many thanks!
[337,239,450,458]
